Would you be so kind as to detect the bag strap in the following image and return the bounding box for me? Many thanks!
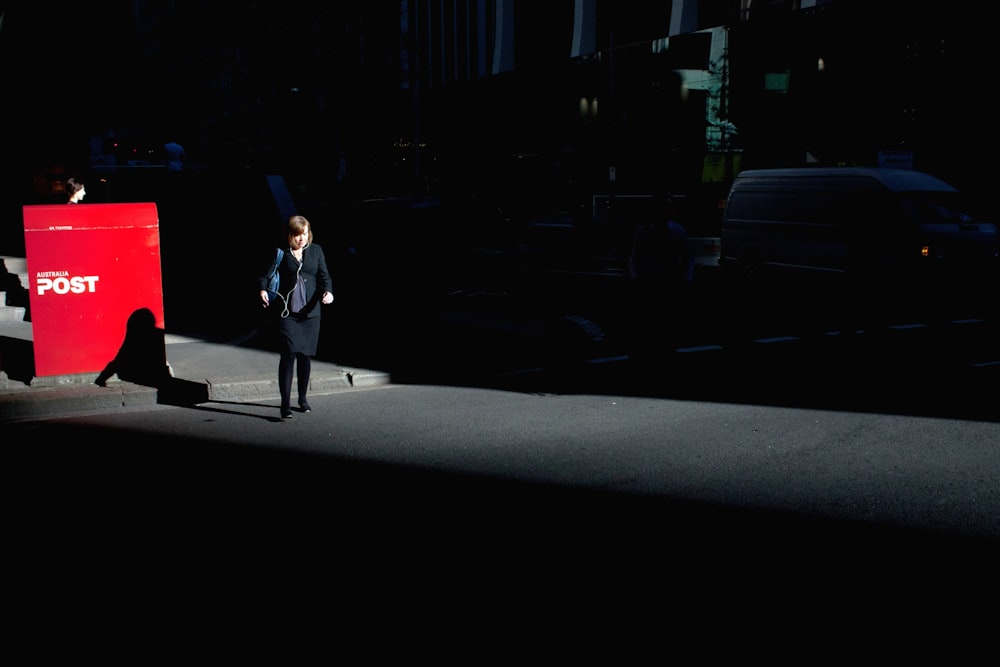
[270,247,292,318]
[269,247,284,277]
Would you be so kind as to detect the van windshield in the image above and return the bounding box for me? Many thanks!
[899,192,984,226]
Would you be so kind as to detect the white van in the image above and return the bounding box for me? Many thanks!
[720,167,1000,302]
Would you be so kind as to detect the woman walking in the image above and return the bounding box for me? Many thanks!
[259,215,334,419]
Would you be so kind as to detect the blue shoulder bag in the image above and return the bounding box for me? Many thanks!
[266,248,284,303]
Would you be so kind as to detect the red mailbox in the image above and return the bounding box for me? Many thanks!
[22,203,164,377]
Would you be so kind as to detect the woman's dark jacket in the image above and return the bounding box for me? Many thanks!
[258,244,332,318]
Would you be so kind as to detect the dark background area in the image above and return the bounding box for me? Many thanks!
[2,2,997,262]
[3,3,146,167]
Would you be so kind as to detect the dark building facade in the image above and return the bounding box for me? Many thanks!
[382,0,992,226]
[6,1,992,230]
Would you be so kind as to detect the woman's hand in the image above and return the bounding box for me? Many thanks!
[260,289,270,307]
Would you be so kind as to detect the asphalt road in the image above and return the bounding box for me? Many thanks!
[7,344,1000,630]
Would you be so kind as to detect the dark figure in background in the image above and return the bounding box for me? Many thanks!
[163,139,185,172]
[95,308,173,388]
[66,177,86,203]
[161,139,187,217]
[258,215,334,419]
[627,194,695,373]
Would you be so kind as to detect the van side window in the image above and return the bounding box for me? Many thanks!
[815,192,853,226]
[728,191,808,222]
[728,190,841,225]
[726,191,768,220]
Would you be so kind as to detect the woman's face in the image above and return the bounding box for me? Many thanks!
[292,228,308,249]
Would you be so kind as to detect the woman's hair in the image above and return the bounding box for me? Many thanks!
[66,177,84,196]
[286,215,313,247]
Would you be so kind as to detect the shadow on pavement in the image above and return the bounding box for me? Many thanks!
[7,420,997,602]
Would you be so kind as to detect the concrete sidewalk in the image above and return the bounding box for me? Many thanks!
[0,320,391,421]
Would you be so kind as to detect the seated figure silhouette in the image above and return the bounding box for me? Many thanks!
[95,308,173,388]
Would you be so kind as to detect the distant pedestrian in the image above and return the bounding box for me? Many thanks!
[164,139,185,172]
[626,194,695,372]
[258,215,335,419]
[66,177,86,204]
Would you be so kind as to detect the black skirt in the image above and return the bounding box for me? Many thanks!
[275,313,321,356]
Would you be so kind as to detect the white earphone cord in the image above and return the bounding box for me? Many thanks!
[277,257,304,319]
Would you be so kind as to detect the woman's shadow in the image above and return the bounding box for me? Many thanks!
[95,307,210,406]
[95,308,173,388]
[94,307,282,419]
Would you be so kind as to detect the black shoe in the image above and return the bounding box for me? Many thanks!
[298,400,312,413]
[281,408,294,419]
